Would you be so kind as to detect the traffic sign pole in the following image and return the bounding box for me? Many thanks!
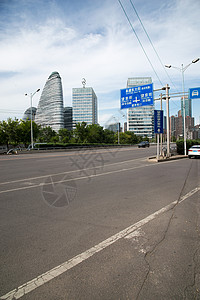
[157,134,159,161]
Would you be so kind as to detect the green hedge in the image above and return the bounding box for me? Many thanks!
[33,143,131,149]
[176,139,200,155]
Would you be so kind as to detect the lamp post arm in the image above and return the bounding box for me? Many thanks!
[168,66,181,72]
[182,62,193,73]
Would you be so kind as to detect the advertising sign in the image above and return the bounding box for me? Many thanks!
[154,110,163,134]
[120,83,154,109]
[189,87,200,99]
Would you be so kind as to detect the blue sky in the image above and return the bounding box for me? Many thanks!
[0,0,200,127]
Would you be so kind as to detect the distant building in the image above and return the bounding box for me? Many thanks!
[170,115,176,138]
[35,71,64,132]
[193,125,200,139]
[105,123,120,133]
[174,111,183,139]
[181,95,192,117]
[22,107,37,121]
[127,77,154,139]
[72,86,98,126]
[63,107,73,131]
[124,122,127,132]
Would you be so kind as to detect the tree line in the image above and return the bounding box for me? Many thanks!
[0,118,145,148]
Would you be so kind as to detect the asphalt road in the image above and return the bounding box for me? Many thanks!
[0,146,200,300]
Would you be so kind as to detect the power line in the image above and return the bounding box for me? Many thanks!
[0,109,24,114]
[129,0,177,91]
[118,0,181,114]
[118,0,163,86]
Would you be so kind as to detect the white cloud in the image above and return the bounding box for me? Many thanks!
[0,0,200,124]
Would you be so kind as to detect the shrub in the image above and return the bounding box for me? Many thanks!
[176,139,200,155]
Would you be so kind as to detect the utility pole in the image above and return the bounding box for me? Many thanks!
[160,93,163,156]
[165,84,170,157]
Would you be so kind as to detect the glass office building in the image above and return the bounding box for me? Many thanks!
[181,95,192,117]
[63,107,73,131]
[72,87,98,126]
[127,77,154,138]
[35,71,64,132]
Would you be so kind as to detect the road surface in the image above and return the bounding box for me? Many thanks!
[0,147,199,299]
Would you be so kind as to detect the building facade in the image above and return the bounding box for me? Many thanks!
[72,87,98,126]
[105,123,121,133]
[127,77,154,138]
[181,95,192,117]
[22,107,37,121]
[35,71,64,132]
[63,107,73,131]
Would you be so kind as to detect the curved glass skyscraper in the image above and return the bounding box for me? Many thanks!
[35,72,64,132]
[22,107,37,121]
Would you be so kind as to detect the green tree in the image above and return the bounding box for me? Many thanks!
[0,121,9,147]
[74,122,88,143]
[38,126,57,143]
[87,124,104,143]
[19,120,40,147]
[102,129,115,144]
[7,118,21,146]
[59,128,73,143]
[0,118,22,147]
[114,131,142,145]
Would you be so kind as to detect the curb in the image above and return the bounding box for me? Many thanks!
[148,155,187,162]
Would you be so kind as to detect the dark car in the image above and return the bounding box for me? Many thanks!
[138,141,150,148]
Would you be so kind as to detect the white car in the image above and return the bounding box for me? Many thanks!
[188,145,200,158]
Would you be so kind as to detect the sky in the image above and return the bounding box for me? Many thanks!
[0,0,200,128]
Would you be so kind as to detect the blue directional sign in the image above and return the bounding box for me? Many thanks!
[189,87,200,99]
[154,110,163,134]
[120,83,154,109]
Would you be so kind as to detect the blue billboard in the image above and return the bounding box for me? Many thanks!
[189,87,200,99]
[120,83,154,109]
[154,110,163,134]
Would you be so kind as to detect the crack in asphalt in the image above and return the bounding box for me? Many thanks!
[135,161,195,300]
[183,191,200,300]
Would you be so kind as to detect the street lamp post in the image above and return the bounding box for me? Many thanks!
[25,89,40,149]
[113,117,120,144]
[165,58,199,155]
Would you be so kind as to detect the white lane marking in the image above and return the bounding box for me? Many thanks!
[1,186,199,300]
[124,229,143,239]
[0,159,177,195]
[0,157,147,186]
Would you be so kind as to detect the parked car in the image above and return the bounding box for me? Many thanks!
[138,141,150,148]
[188,145,200,158]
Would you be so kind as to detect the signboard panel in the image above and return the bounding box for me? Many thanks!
[154,110,163,134]
[189,87,200,99]
[120,83,153,109]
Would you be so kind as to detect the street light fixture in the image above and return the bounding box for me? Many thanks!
[25,89,40,149]
[165,58,199,155]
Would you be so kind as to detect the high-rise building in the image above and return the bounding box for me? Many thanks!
[22,107,37,121]
[181,95,192,117]
[35,71,64,132]
[63,107,73,131]
[127,77,154,138]
[72,86,98,125]
[170,115,176,138]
